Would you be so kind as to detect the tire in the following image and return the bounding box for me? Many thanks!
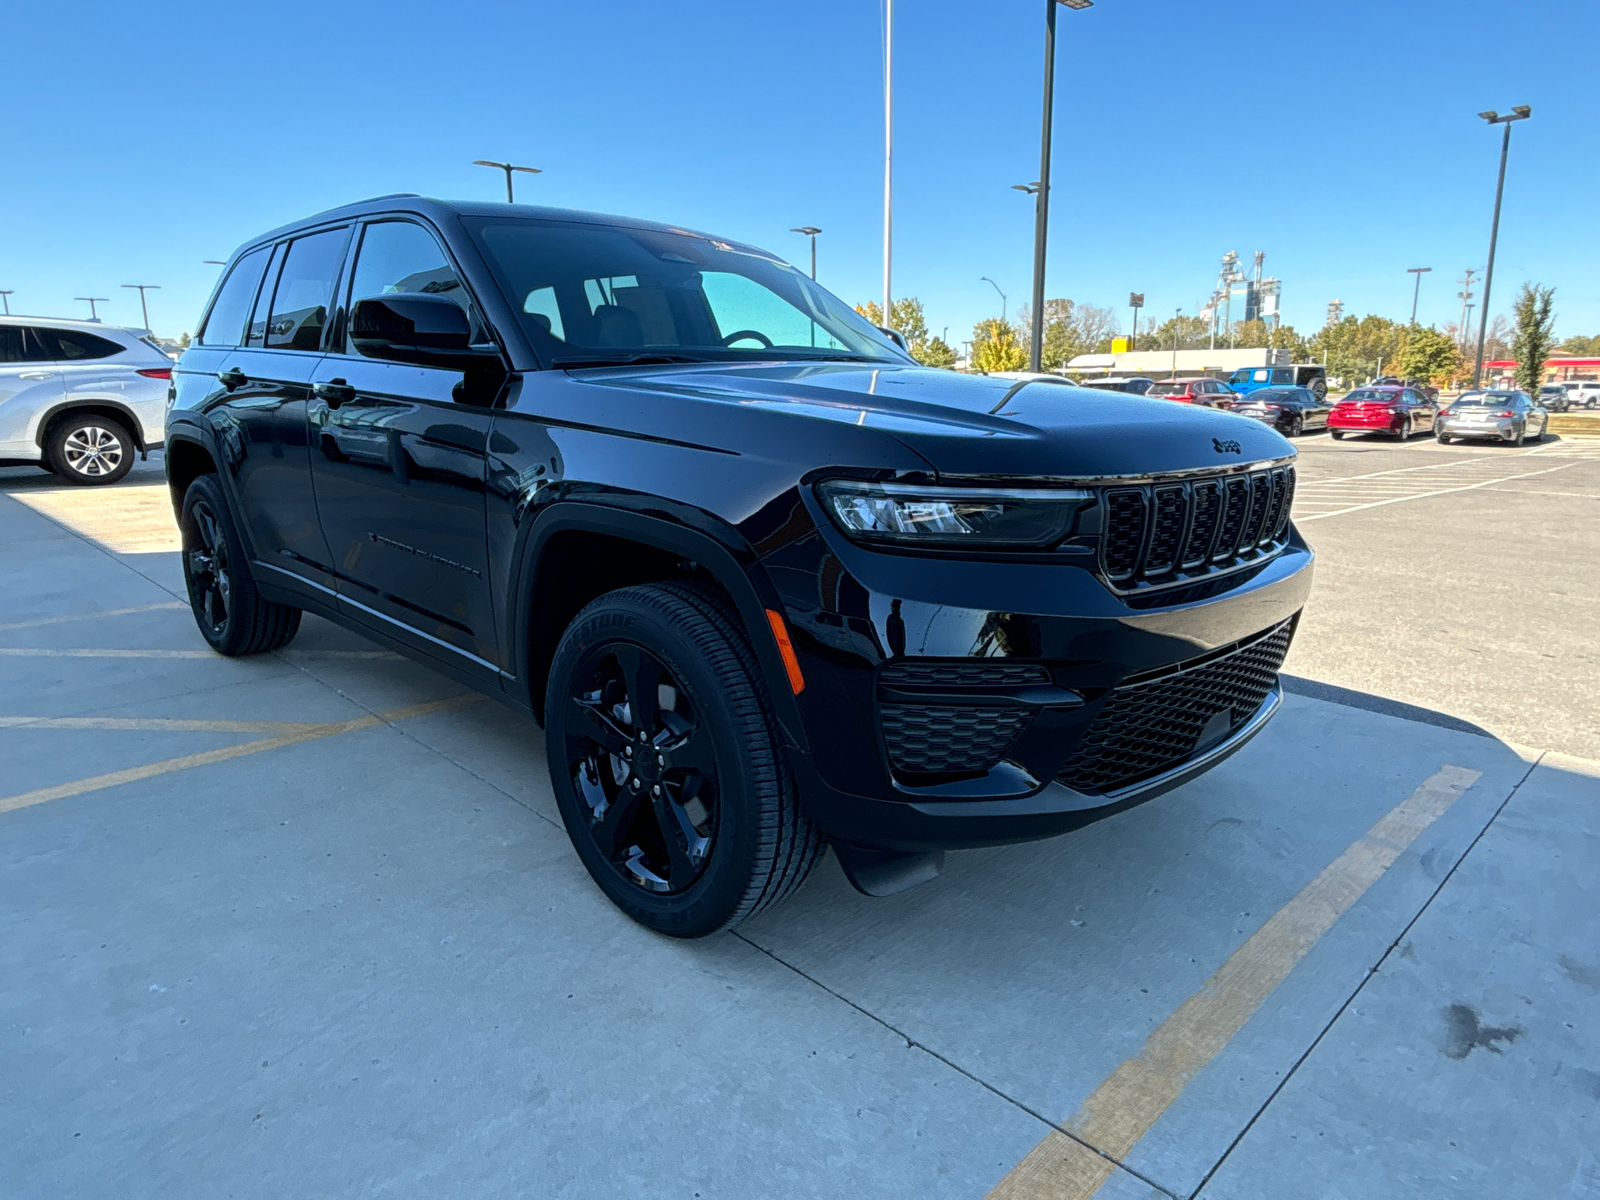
[1515,424,1528,447]
[1330,428,1345,440]
[1284,413,1304,438]
[1436,430,1451,444]
[45,413,135,486]
[180,474,301,656]
[1310,379,1328,403]
[1395,419,1412,441]
[545,582,823,937]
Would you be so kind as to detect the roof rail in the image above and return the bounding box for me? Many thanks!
[353,193,422,203]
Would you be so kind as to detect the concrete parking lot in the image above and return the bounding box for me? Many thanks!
[3,436,1598,1199]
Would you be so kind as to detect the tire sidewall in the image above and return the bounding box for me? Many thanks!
[180,475,251,655]
[48,414,134,486]
[545,593,775,937]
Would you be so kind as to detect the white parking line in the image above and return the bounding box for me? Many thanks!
[1296,461,1582,522]
[0,601,188,632]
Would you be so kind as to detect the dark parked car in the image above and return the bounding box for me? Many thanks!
[1079,376,1155,395]
[1436,390,1548,445]
[1538,384,1571,413]
[1327,385,1439,440]
[1146,377,1236,407]
[168,196,1313,936]
[1226,386,1332,436]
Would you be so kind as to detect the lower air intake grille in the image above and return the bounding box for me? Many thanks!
[880,660,1051,689]
[881,705,1034,775]
[1055,620,1293,795]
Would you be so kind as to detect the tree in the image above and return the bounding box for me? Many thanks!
[1398,325,1462,386]
[970,318,1026,372]
[855,297,955,368]
[1511,283,1557,394]
[1307,314,1406,386]
[1560,333,1600,356]
[1139,314,1213,353]
[1014,299,1120,371]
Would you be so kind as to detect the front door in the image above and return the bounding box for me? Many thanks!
[307,218,500,678]
[0,326,63,458]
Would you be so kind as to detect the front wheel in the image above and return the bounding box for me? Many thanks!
[545,583,823,937]
[180,474,302,656]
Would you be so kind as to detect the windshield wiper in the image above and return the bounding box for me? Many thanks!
[552,353,705,370]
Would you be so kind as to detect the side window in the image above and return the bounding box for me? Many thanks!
[347,221,479,344]
[197,246,272,347]
[1272,369,1292,383]
[0,327,23,362]
[246,243,288,348]
[267,228,349,351]
[43,329,125,361]
[1,327,55,362]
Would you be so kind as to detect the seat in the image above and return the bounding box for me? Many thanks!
[592,304,644,349]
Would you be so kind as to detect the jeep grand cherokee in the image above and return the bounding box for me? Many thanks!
[168,196,1313,936]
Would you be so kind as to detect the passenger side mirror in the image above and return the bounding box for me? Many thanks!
[350,294,502,370]
[876,325,910,353]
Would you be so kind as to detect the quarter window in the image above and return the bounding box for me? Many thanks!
[266,228,350,351]
[198,245,272,347]
[43,329,125,361]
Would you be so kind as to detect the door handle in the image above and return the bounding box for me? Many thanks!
[314,379,356,408]
[217,367,249,390]
[19,371,53,380]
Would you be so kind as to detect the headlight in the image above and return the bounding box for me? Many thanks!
[817,480,1092,547]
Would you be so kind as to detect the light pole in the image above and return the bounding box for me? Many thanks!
[122,283,160,334]
[1406,267,1431,325]
[1170,307,1180,379]
[980,277,1007,323]
[472,159,542,203]
[1027,0,1094,373]
[1456,268,1478,350]
[883,0,894,331]
[0,290,11,315]
[1471,106,1531,388]
[789,227,822,280]
[75,297,109,321]
[1129,291,1144,351]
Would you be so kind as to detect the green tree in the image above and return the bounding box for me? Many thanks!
[970,318,1027,372]
[1560,333,1600,355]
[1307,314,1406,386]
[915,337,958,369]
[856,297,954,367]
[1397,325,1462,386]
[1512,283,1557,393]
[1140,314,1213,353]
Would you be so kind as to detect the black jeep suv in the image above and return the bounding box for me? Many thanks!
[168,196,1313,936]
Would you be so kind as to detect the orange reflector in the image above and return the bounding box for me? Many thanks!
[764,608,806,695]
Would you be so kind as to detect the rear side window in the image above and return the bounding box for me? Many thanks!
[44,329,125,360]
[1271,369,1292,383]
[0,326,56,363]
[266,228,350,351]
[199,246,272,346]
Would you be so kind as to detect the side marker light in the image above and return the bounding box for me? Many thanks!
[764,608,806,695]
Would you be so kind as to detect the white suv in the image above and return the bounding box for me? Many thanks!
[1566,381,1600,410]
[0,317,172,485]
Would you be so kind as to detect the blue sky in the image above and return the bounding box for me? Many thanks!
[4,0,1594,346]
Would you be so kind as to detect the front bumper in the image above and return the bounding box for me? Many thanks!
[763,516,1315,852]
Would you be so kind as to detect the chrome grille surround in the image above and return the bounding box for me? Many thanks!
[1095,458,1297,594]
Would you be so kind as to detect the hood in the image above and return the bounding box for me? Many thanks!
[587,361,1293,479]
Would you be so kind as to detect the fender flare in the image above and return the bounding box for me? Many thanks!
[35,398,149,452]
[507,498,811,754]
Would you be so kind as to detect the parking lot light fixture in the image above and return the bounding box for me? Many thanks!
[472,160,542,203]
[1406,267,1431,325]
[75,297,109,321]
[789,227,822,280]
[122,284,160,334]
[981,277,1007,323]
[0,290,12,315]
[1028,0,1094,373]
[1471,106,1532,388]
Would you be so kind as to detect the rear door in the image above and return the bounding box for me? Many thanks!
[0,326,64,458]
[45,327,140,433]
[307,218,502,679]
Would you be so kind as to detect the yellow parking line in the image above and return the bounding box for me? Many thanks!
[0,601,188,632]
[0,716,321,734]
[985,764,1483,1200]
[0,694,481,816]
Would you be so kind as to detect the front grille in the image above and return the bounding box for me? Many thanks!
[881,705,1035,775]
[1100,464,1295,592]
[1055,620,1293,795]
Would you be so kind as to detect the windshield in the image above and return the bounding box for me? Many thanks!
[1451,394,1514,407]
[464,217,908,367]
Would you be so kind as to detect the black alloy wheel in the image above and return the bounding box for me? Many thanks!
[546,583,822,937]
[1284,413,1304,438]
[46,414,134,486]
[180,474,302,656]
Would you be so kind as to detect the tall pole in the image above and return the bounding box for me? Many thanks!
[122,283,160,333]
[75,297,109,320]
[882,0,893,330]
[1028,0,1058,373]
[472,160,541,203]
[1170,308,1180,379]
[0,291,11,315]
[1472,107,1530,388]
[1407,267,1431,324]
[1456,268,1477,350]
[790,228,822,280]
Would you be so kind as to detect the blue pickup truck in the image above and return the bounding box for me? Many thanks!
[1227,364,1328,401]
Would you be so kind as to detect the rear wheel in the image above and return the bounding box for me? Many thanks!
[46,414,134,486]
[1284,413,1304,438]
[180,474,301,656]
[545,583,823,937]
[1436,430,1451,444]
[1330,428,1346,440]
[1395,418,1413,441]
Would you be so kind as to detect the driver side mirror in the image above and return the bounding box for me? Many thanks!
[877,325,910,353]
[351,294,503,370]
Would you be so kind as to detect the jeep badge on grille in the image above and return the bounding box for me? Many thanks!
[1213,437,1242,454]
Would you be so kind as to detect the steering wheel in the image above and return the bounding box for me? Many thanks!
[719,329,774,349]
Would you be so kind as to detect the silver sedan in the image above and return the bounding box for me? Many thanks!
[1435,390,1548,446]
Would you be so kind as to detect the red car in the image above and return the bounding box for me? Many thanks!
[1327,385,1439,440]
[1145,378,1236,407]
